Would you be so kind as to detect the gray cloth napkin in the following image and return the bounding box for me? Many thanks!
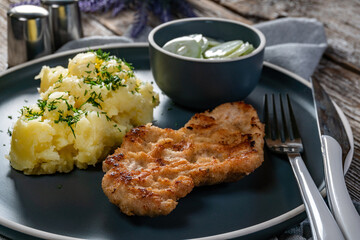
[270,201,360,240]
[4,17,354,240]
[256,17,327,80]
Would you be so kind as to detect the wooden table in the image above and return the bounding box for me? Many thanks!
[1,0,359,204]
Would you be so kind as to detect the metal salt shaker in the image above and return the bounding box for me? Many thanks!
[41,0,84,50]
[7,5,52,67]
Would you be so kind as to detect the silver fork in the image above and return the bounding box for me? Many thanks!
[264,94,344,240]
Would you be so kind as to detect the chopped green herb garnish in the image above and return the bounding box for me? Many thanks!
[54,109,82,138]
[84,91,103,109]
[57,74,64,83]
[95,49,110,61]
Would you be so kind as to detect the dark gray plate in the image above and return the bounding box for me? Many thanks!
[0,44,336,240]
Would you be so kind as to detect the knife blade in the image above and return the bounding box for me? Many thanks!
[312,78,360,240]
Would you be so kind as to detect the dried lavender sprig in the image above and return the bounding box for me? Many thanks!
[148,0,171,23]
[149,0,162,16]
[11,0,40,8]
[79,0,109,13]
[130,0,148,38]
[172,0,196,18]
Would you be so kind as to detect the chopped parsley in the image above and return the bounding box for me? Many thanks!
[18,50,145,138]
[56,74,64,83]
[83,73,127,91]
[83,91,103,109]
[94,49,110,61]
[54,111,81,138]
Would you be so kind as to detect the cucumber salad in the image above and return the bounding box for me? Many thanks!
[162,34,254,59]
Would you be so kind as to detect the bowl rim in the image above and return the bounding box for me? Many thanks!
[148,17,266,63]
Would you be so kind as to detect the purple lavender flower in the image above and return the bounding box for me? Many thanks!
[79,0,109,13]
[111,0,130,16]
[130,0,148,38]
[11,0,40,8]
[79,0,132,14]
[172,0,196,18]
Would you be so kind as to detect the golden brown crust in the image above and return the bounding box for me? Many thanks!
[102,102,265,217]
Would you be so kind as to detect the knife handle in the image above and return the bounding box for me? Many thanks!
[288,153,344,240]
[322,135,360,240]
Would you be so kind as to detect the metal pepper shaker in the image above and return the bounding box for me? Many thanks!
[7,5,52,67]
[41,0,84,51]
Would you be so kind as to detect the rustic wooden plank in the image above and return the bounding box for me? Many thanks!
[89,11,135,36]
[81,13,118,37]
[0,1,10,70]
[188,0,252,24]
[215,0,360,73]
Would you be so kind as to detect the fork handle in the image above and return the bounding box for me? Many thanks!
[288,153,344,240]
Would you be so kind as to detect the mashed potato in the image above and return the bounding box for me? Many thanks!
[8,50,159,175]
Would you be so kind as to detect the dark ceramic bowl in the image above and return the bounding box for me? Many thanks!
[148,17,266,110]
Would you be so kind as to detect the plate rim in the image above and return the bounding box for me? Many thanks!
[0,43,354,240]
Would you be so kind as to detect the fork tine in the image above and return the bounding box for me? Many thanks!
[272,94,281,141]
[280,94,290,141]
[264,94,272,139]
[286,94,301,140]
[265,94,303,153]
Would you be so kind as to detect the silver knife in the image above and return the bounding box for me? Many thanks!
[312,78,360,240]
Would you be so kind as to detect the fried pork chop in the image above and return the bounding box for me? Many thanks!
[102,102,265,216]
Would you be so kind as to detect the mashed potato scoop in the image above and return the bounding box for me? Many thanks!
[8,50,159,175]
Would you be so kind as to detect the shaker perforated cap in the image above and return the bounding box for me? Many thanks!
[8,5,49,19]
